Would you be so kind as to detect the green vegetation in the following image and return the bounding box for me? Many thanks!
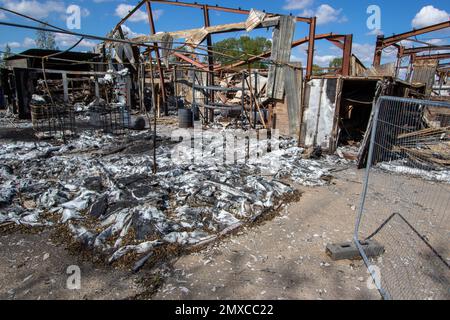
[329,57,343,69]
[35,23,57,50]
[212,36,272,68]
[0,44,12,68]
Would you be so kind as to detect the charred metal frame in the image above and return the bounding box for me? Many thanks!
[373,20,450,67]
[219,33,353,77]
[112,0,318,80]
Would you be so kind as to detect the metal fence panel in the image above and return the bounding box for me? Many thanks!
[355,96,450,300]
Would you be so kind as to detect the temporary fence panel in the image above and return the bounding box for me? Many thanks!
[355,96,450,300]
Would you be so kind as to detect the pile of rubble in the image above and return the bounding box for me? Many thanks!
[0,128,346,269]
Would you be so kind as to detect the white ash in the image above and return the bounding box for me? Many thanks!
[378,160,450,184]
[0,130,342,264]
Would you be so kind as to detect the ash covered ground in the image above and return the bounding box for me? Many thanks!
[0,119,351,271]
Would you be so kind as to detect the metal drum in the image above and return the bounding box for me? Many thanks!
[178,108,193,128]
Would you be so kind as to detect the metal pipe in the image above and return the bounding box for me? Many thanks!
[306,17,316,80]
[146,0,168,116]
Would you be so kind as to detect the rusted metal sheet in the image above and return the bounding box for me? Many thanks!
[267,15,296,100]
[160,33,174,67]
[351,55,367,76]
[412,59,438,95]
[284,64,303,137]
[362,62,395,77]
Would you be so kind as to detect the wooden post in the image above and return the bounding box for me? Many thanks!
[145,0,168,116]
[203,4,215,123]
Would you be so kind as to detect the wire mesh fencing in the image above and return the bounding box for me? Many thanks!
[88,104,131,135]
[31,103,131,139]
[355,96,450,300]
[31,103,76,140]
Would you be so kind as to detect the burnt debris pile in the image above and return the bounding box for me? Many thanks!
[0,129,345,267]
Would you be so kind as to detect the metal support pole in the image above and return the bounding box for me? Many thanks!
[241,71,245,121]
[342,34,353,76]
[373,35,383,67]
[395,46,404,79]
[192,70,197,123]
[145,0,168,116]
[95,79,100,100]
[62,72,69,103]
[306,17,316,80]
[254,71,258,128]
[202,5,215,123]
[174,66,178,110]
[148,58,157,174]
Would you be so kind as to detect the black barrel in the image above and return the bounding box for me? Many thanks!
[0,87,5,109]
[178,109,193,128]
[192,106,200,121]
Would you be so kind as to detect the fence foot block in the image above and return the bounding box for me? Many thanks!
[326,240,384,261]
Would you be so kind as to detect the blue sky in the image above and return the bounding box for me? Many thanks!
[0,0,449,67]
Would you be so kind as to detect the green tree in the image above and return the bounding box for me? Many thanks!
[35,23,57,50]
[212,36,272,68]
[0,44,12,68]
[312,64,325,76]
[329,57,343,69]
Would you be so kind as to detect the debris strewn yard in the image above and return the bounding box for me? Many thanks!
[0,0,449,301]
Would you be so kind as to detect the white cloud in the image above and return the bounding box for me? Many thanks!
[1,0,66,19]
[82,8,90,18]
[55,33,97,49]
[0,11,6,20]
[290,53,302,62]
[312,4,347,25]
[23,37,36,47]
[121,25,145,38]
[115,4,163,23]
[1,37,36,50]
[426,38,444,45]
[314,54,337,66]
[352,43,375,64]
[282,1,346,25]
[412,6,449,28]
[1,41,21,49]
[352,42,397,65]
[283,0,314,11]
[367,28,383,36]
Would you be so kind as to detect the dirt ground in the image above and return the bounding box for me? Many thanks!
[153,169,380,300]
[0,167,382,300]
